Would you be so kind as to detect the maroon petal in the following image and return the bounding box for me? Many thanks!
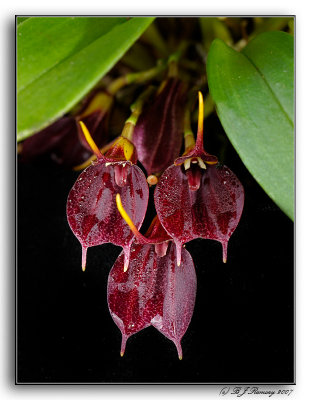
[113,163,132,187]
[107,243,158,356]
[142,216,172,257]
[107,242,196,359]
[50,114,108,166]
[149,244,196,360]
[67,161,149,271]
[20,92,110,167]
[154,164,244,265]
[132,78,187,177]
[19,117,76,162]
[145,215,172,242]
[115,194,171,257]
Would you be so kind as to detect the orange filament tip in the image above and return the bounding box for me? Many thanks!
[120,351,124,357]
[197,91,204,135]
[147,175,158,186]
[79,121,102,159]
[116,194,140,237]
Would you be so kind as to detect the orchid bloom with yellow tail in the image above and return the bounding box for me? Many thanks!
[154,92,245,266]
[66,120,149,273]
[108,194,196,360]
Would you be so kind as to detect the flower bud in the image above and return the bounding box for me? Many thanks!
[19,89,112,167]
[132,78,187,179]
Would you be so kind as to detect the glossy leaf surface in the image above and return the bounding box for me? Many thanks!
[132,78,186,176]
[107,242,196,359]
[17,17,154,141]
[67,161,149,270]
[242,31,294,122]
[207,33,294,220]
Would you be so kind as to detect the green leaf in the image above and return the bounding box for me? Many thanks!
[17,17,154,141]
[243,31,294,122]
[207,32,294,220]
[17,17,29,25]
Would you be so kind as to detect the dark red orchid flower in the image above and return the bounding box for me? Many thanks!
[154,92,244,266]
[67,122,149,272]
[19,89,112,167]
[108,200,196,359]
[132,78,187,183]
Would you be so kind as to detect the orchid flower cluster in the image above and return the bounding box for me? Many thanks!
[66,76,244,360]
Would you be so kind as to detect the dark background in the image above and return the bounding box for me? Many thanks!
[17,114,294,384]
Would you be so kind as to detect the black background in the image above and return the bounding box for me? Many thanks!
[17,115,294,383]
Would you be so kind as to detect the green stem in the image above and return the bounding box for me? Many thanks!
[121,86,156,141]
[106,62,167,96]
[106,76,127,95]
[126,61,167,84]
[104,42,189,96]
[167,41,190,77]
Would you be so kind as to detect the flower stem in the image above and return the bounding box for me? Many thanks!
[167,41,189,77]
[73,86,155,169]
[126,61,167,84]
[105,76,128,96]
[107,62,167,96]
[121,86,156,141]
